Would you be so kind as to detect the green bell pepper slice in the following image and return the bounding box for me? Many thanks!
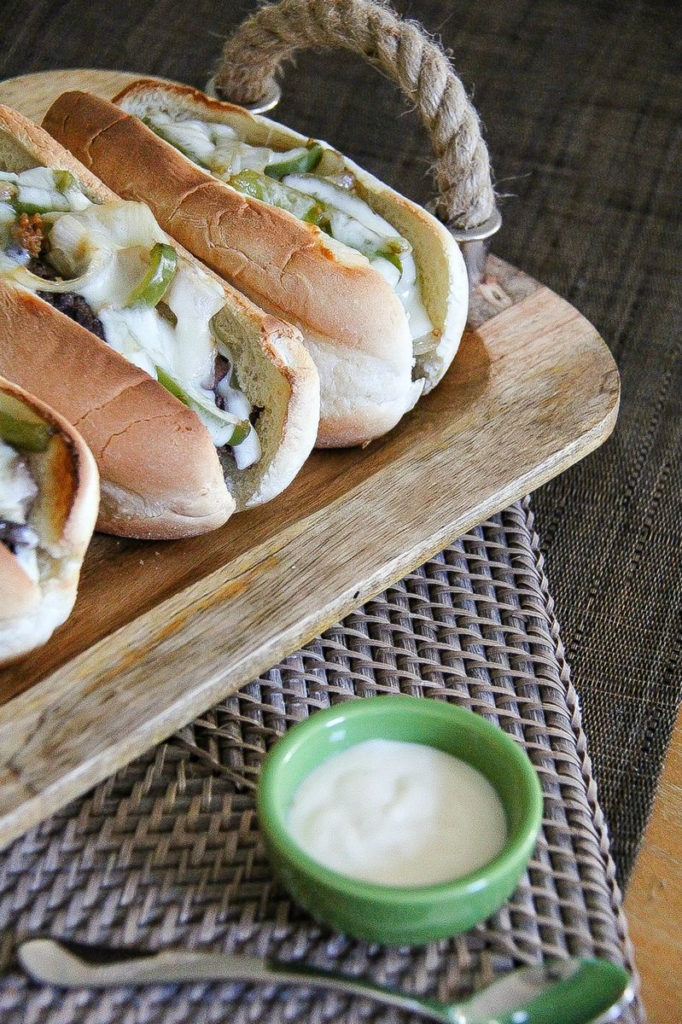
[0,411,53,452]
[264,143,324,180]
[229,170,325,224]
[126,242,178,308]
[155,366,251,447]
[54,170,79,194]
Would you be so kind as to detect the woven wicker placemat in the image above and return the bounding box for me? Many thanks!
[0,499,642,1022]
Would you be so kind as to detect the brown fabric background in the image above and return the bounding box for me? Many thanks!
[1,0,680,887]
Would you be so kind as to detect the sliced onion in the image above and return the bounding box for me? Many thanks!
[326,209,388,260]
[173,377,248,449]
[16,185,71,212]
[412,332,439,356]
[50,201,164,256]
[149,114,215,164]
[14,167,59,190]
[210,122,239,142]
[8,251,112,294]
[283,173,410,247]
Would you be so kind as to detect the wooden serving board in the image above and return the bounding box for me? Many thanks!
[0,69,620,849]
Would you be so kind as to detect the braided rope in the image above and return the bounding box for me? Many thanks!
[214,0,496,230]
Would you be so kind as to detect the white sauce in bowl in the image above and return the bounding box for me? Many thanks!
[286,739,507,887]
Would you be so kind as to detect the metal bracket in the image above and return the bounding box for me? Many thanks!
[448,207,503,244]
[205,76,282,114]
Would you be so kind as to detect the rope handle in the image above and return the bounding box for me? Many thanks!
[209,0,499,251]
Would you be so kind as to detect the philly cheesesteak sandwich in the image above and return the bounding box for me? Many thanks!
[0,105,319,540]
[0,375,98,665]
[43,82,468,447]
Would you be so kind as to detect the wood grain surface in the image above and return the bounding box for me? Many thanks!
[625,704,682,1023]
[0,70,620,849]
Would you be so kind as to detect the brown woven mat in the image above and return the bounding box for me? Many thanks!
[0,500,643,1022]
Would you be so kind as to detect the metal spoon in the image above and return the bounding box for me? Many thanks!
[17,938,634,1024]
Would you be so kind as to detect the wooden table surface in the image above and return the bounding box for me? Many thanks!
[624,703,682,1022]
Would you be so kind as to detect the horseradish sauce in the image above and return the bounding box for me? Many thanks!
[286,739,507,887]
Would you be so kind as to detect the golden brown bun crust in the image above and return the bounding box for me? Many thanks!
[0,376,99,665]
[0,282,234,539]
[0,103,117,204]
[42,89,409,363]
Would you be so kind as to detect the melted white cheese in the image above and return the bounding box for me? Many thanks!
[53,204,258,455]
[0,440,37,520]
[0,439,39,582]
[146,112,436,353]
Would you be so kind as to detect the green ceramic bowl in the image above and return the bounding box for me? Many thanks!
[257,695,543,945]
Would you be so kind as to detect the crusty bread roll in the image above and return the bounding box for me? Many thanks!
[0,104,319,539]
[42,83,468,447]
[0,280,234,539]
[0,376,99,666]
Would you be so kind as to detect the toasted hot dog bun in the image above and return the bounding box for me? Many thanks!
[0,105,319,538]
[0,280,234,538]
[0,376,99,665]
[43,83,468,447]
